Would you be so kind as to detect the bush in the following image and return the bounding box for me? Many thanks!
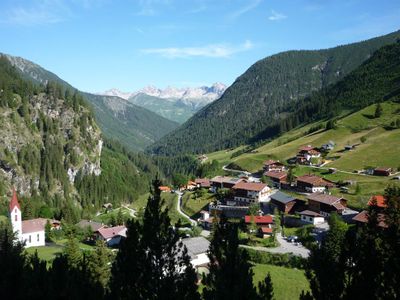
[244,248,306,269]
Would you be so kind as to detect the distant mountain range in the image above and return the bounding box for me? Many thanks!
[148,30,400,155]
[99,83,227,123]
[3,53,178,152]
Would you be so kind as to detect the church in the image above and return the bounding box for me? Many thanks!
[9,189,46,248]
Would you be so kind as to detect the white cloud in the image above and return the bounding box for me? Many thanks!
[228,0,262,20]
[141,40,254,58]
[268,10,287,21]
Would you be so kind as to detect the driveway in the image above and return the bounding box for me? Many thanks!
[175,191,197,226]
[240,232,310,258]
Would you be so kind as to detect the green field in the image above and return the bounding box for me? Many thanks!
[208,101,400,173]
[252,263,310,300]
[181,191,215,219]
[25,245,63,261]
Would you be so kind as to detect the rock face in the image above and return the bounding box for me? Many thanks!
[0,92,102,198]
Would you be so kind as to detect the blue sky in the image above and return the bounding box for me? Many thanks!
[0,0,399,92]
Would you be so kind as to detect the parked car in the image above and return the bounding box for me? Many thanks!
[286,235,298,243]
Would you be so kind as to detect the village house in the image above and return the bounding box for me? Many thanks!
[263,160,286,172]
[209,176,244,193]
[76,219,104,232]
[185,181,197,191]
[209,202,249,219]
[373,167,392,177]
[198,210,214,230]
[299,210,325,225]
[307,193,347,217]
[296,174,334,193]
[352,195,388,227]
[296,145,321,165]
[244,215,274,238]
[195,178,210,189]
[159,186,172,193]
[97,225,127,247]
[270,191,304,214]
[181,237,210,268]
[264,171,287,188]
[9,189,59,248]
[232,181,271,204]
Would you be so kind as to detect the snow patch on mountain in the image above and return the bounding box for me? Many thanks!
[100,83,227,104]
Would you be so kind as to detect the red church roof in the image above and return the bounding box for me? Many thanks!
[244,215,273,224]
[9,188,20,211]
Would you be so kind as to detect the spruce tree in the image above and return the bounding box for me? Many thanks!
[258,272,274,300]
[110,179,199,300]
[305,213,348,300]
[374,102,383,118]
[203,217,258,300]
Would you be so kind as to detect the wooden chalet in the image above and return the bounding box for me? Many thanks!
[296,174,334,193]
[270,191,304,214]
[373,167,392,176]
[263,160,286,172]
[306,193,347,217]
[264,171,287,188]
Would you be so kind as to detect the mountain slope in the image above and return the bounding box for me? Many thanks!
[3,53,178,151]
[83,93,179,151]
[148,30,400,155]
[0,55,172,222]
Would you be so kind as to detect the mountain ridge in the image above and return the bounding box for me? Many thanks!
[148,29,400,155]
[2,53,178,151]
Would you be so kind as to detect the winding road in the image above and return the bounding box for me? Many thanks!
[175,191,197,226]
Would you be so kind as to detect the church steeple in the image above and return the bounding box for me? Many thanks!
[9,188,22,241]
[9,188,21,211]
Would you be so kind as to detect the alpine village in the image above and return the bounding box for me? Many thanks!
[0,1,400,300]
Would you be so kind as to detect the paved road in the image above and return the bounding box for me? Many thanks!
[175,191,197,226]
[240,232,310,258]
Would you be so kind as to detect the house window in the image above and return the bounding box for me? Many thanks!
[28,235,31,243]
[15,214,17,222]
[37,234,40,242]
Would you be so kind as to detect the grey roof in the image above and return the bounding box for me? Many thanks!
[181,237,210,259]
[270,191,296,204]
[76,220,103,232]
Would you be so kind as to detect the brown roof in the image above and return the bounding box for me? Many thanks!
[22,218,48,234]
[352,210,387,228]
[233,181,268,192]
[299,145,316,151]
[299,210,323,217]
[210,176,243,185]
[98,225,127,240]
[297,175,334,187]
[374,167,392,172]
[76,219,104,232]
[307,193,345,205]
[265,171,287,180]
[159,186,171,191]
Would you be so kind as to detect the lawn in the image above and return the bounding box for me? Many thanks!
[181,191,215,219]
[25,245,62,262]
[252,263,310,300]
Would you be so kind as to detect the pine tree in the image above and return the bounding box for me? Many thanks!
[203,218,258,300]
[87,240,111,293]
[110,179,200,300]
[258,272,274,300]
[305,213,348,300]
[63,235,82,269]
[374,102,383,118]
